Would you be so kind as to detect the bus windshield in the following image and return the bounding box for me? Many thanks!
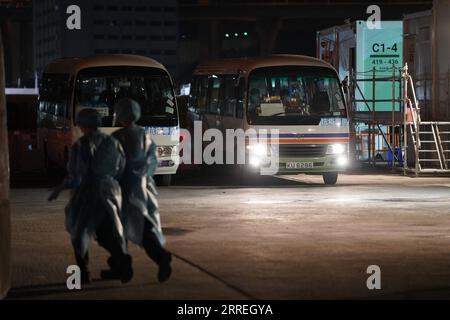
[247,66,346,125]
[75,66,178,127]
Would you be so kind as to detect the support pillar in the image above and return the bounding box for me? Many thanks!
[0,32,11,300]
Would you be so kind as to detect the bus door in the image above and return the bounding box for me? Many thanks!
[219,75,241,130]
[219,76,246,164]
[39,73,71,166]
[204,75,222,133]
[209,75,245,132]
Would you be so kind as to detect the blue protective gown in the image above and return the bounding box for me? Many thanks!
[112,125,165,247]
[62,130,127,257]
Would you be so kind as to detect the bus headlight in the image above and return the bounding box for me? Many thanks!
[326,143,345,155]
[247,143,270,167]
[337,156,348,167]
[157,145,177,157]
[247,143,267,156]
[249,157,261,167]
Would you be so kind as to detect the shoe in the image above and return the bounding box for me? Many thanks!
[100,256,120,281]
[81,271,91,285]
[100,255,133,284]
[120,254,133,284]
[158,252,172,283]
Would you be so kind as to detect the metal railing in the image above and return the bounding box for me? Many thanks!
[349,65,403,167]
[402,63,450,175]
[402,63,421,175]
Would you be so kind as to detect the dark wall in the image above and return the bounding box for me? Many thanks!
[178,1,433,83]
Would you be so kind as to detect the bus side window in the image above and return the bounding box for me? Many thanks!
[236,77,245,119]
[55,103,66,117]
[221,76,236,117]
[191,76,208,114]
[200,76,209,113]
[188,78,197,112]
[40,74,69,118]
[38,83,48,113]
[208,76,221,114]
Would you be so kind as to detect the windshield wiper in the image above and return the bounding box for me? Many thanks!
[270,112,287,117]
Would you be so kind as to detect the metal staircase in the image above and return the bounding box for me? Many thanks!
[403,64,450,175]
[410,122,450,172]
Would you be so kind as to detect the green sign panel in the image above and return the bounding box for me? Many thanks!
[356,21,403,112]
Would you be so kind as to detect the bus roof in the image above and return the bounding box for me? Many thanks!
[193,55,335,76]
[43,54,168,75]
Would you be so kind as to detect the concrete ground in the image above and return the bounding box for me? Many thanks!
[7,171,450,299]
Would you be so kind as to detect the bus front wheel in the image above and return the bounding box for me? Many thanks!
[156,174,172,187]
[323,172,338,185]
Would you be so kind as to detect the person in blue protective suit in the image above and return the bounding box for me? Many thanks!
[111,98,172,283]
[48,108,133,284]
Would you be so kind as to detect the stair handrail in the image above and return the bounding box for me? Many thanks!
[403,63,421,175]
[408,75,421,124]
[403,63,421,129]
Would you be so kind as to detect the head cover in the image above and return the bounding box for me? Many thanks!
[114,98,141,124]
[76,108,102,129]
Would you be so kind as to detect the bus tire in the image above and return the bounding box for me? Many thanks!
[156,174,172,187]
[323,172,338,185]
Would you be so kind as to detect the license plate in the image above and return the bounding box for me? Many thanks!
[286,162,314,169]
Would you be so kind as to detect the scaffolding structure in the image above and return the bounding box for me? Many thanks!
[348,65,404,169]
[348,63,450,175]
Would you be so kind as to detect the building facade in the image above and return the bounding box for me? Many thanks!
[0,0,33,87]
[33,0,179,80]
